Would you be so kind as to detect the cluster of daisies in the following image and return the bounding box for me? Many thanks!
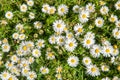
[0,0,120,80]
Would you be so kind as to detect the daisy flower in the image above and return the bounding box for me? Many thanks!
[2,43,10,52]
[101,65,109,72]
[48,35,56,44]
[10,66,20,76]
[2,38,8,44]
[72,5,80,13]
[27,0,34,6]
[0,71,10,80]
[79,10,89,23]
[90,44,101,58]
[111,48,119,56]
[65,38,78,52]
[26,41,34,49]
[22,67,30,76]
[100,6,109,15]
[5,61,14,70]
[16,49,24,56]
[56,66,62,73]
[48,6,56,14]
[46,51,55,60]
[58,4,68,16]
[86,65,100,77]
[66,32,74,39]
[84,32,95,39]
[29,12,35,19]
[5,11,13,19]
[20,4,28,12]
[15,23,24,31]
[112,28,120,39]
[67,56,79,67]
[12,33,19,39]
[101,46,114,57]
[32,49,41,58]
[8,75,18,80]
[115,20,120,28]
[19,42,30,55]
[9,75,18,80]
[27,71,37,80]
[56,35,65,46]
[83,37,95,49]
[86,3,95,12]
[20,59,29,68]
[28,57,34,64]
[36,39,45,49]
[55,74,62,80]
[95,17,104,27]
[109,14,118,23]
[53,19,66,34]
[42,3,50,13]
[0,20,8,25]
[11,55,19,63]
[115,0,120,10]
[82,56,92,66]
[34,21,42,29]
[40,66,49,74]
[74,23,84,36]
[19,34,26,40]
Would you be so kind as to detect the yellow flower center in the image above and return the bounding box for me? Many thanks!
[82,14,86,19]
[50,8,55,14]
[4,45,8,49]
[105,49,110,53]
[103,8,106,12]
[110,17,115,22]
[24,69,28,73]
[48,53,53,57]
[9,77,13,80]
[42,69,47,73]
[30,74,34,78]
[118,3,120,7]
[78,28,83,33]
[59,38,63,42]
[38,42,42,47]
[69,42,74,47]
[35,50,39,54]
[68,34,72,38]
[89,6,92,10]
[60,8,65,12]
[23,46,27,51]
[95,49,99,53]
[23,63,27,67]
[3,73,7,77]
[44,6,48,10]
[75,8,79,11]
[36,22,41,27]
[57,24,61,28]
[85,60,89,63]
[98,20,102,24]
[91,67,96,72]
[115,31,119,36]
[7,13,11,17]
[86,40,91,44]
[71,59,75,63]
[104,66,108,71]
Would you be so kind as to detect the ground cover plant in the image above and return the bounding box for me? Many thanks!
[0,0,120,80]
